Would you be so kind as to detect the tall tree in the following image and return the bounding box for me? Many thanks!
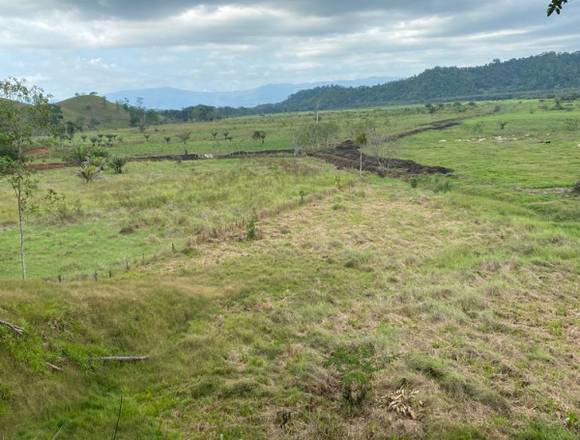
[0,78,51,280]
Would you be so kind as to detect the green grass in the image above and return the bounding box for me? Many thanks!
[57,95,131,129]
[390,100,580,229]
[0,158,346,279]
[35,100,497,163]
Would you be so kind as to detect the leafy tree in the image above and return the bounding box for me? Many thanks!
[294,122,338,151]
[252,130,266,144]
[547,0,568,15]
[177,131,191,145]
[0,160,36,279]
[0,78,52,279]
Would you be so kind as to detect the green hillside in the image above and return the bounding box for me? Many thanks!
[256,52,580,112]
[57,95,131,129]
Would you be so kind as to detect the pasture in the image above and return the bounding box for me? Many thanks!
[0,98,579,439]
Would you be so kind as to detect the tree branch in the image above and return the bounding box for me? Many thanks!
[97,356,150,362]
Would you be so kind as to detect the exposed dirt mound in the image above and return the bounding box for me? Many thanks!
[310,140,453,177]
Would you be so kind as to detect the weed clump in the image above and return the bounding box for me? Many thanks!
[246,217,258,240]
[326,341,376,412]
[573,180,580,195]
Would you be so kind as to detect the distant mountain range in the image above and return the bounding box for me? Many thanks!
[265,52,580,112]
[104,77,399,110]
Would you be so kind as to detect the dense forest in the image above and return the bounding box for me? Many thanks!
[160,52,580,122]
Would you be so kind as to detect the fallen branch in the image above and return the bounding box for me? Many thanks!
[46,362,63,372]
[0,319,24,336]
[97,356,150,362]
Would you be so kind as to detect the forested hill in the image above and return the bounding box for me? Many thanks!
[266,52,580,111]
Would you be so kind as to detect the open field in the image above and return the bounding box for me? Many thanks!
[0,158,346,279]
[36,101,501,162]
[1,98,579,439]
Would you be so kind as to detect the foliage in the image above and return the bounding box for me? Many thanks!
[109,156,128,174]
[252,130,266,144]
[76,162,101,183]
[176,131,191,145]
[294,122,338,150]
[547,0,568,16]
[0,77,52,156]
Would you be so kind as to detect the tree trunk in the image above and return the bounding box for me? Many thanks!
[16,186,26,280]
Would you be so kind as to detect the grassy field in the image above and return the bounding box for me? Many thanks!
[37,101,499,162]
[0,158,347,279]
[0,97,579,439]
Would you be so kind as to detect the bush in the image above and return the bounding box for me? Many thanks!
[246,217,258,240]
[110,156,128,174]
[76,162,101,183]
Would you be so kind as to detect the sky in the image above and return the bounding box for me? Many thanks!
[1,0,579,99]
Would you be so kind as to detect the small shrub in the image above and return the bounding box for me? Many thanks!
[573,181,580,195]
[299,190,306,204]
[76,162,101,183]
[109,156,128,174]
[246,217,258,240]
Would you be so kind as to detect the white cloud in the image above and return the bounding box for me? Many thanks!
[0,0,578,98]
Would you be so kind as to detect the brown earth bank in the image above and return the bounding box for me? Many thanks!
[309,140,453,177]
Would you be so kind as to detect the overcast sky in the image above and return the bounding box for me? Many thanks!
[1,0,579,99]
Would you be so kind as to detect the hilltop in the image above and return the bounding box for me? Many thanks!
[57,95,131,129]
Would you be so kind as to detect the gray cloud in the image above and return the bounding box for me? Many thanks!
[0,0,578,99]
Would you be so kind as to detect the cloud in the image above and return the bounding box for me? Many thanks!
[0,0,578,99]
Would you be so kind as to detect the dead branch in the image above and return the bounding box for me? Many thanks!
[0,319,24,336]
[97,356,150,362]
[46,362,63,372]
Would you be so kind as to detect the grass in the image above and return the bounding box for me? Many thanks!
[57,95,131,129]
[0,158,346,279]
[36,100,496,162]
[0,97,579,439]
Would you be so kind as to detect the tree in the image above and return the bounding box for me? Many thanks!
[547,0,568,15]
[294,122,338,151]
[177,131,191,145]
[252,130,266,144]
[0,160,36,280]
[0,78,51,280]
